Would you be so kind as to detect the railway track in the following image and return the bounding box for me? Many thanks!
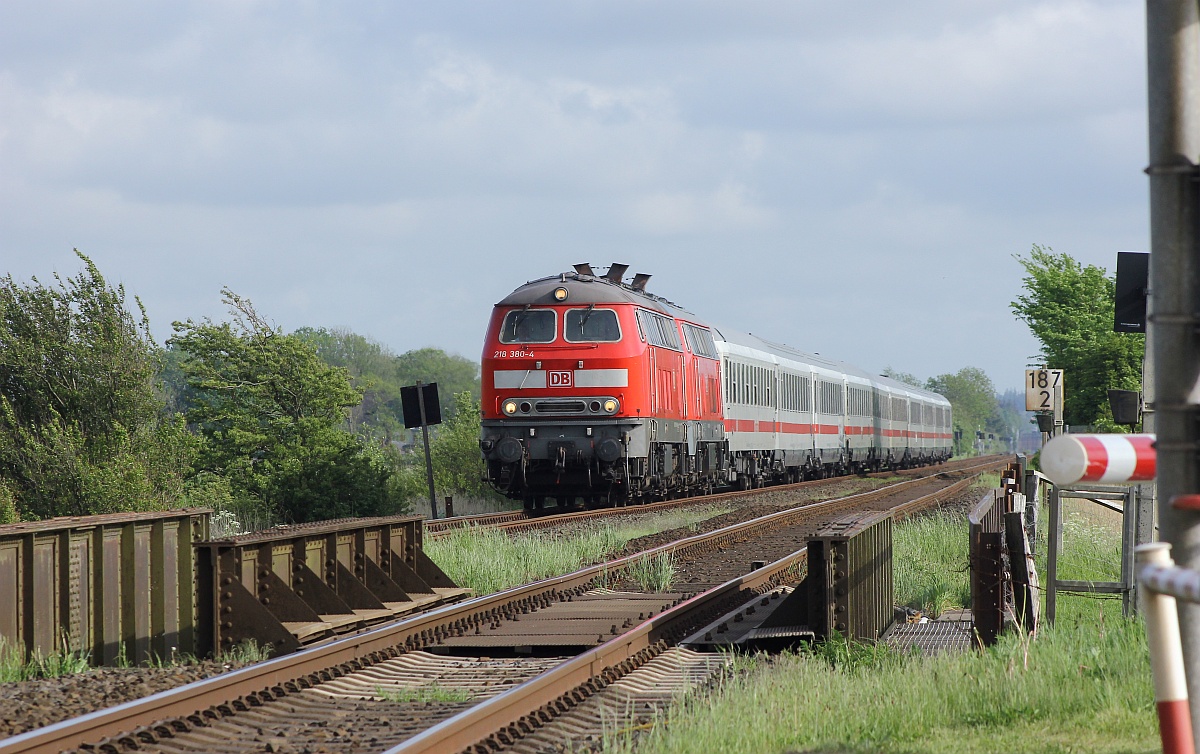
[0,457,1002,754]
[424,454,1008,539]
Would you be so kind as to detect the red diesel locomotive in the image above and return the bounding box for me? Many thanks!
[479,264,953,509]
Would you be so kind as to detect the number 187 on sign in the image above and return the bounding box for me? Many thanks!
[1025,369,1063,411]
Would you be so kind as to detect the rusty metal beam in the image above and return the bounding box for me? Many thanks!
[0,509,210,666]
[196,514,469,656]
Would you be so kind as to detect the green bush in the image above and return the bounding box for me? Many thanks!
[0,252,195,519]
[170,289,410,523]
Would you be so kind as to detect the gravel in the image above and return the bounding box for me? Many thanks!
[0,659,257,739]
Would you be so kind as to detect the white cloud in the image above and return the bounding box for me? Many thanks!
[798,0,1142,123]
[0,1,1150,389]
[628,183,774,235]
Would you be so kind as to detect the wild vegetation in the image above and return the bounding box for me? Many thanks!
[425,506,730,595]
[0,253,493,525]
[0,255,197,521]
[169,289,409,523]
[0,639,92,683]
[8,248,1113,524]
[882,245,1140,452]
[612,496,1155,754]
[883,365,1029,456]
[1012,244,1145,431]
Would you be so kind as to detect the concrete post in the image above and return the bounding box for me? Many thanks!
[1147,1,1200,741]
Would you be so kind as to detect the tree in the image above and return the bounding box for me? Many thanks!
[1011,245,1145,429]
[926,367,999,455]
[392,347,480,419]
[881,367,923,387]
[170,290,407,523]
[429,391,496,502]
[293,330,482,443]
[0,251,195,520]
[293,327,405,441]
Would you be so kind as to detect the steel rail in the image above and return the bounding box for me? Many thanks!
[427,455,1008,539]
[0,459,1001,754]
[386,466,991,754]
[424,510,527,535]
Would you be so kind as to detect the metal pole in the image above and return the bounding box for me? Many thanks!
[417,381,439,520]
[1122,487,1137,616]
[1148,0,1200,740]
[1046,484,1061,625]
[1053,383,1064,437]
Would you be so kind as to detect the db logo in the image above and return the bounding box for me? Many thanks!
[549,371,572,387]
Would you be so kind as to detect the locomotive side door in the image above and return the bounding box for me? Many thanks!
[680,350,688,420]
[687,353,700,456]
[649,346,658,414]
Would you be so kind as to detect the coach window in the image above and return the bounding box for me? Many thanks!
[500,309,556,343]
[565,308,621,342]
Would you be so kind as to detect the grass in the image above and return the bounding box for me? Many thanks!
[376,683,474,703]
[893,509,970,618]
[425,506,729,595]
[0,637,273,683]
[0,639,91,682]
[609,497,1158,754]
[626,551,677,592]
[216,639,273,665]
[972,471,1002,490]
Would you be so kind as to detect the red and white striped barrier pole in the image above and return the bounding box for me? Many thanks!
[1137,543,1196,754]
[1039,433,1156,486]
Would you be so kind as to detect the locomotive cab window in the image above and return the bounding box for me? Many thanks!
[564,308,621,342]
[499,308,557,344]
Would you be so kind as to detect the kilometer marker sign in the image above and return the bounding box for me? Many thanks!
[1025,368,1063,412]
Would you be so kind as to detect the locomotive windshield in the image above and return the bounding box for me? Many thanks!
[499,308,556,343]
[564,308,621,342]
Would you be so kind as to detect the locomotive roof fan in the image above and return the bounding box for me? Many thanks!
[605,263,629,283]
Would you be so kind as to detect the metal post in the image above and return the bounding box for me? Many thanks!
[1147,0,1200,738]
[417,381,439,520]
[1046,484,1062,625]
[1122,487,1138,616]
[1053,383,1064,437]
[1139,483,1159,547]
[1024,469,1040,547]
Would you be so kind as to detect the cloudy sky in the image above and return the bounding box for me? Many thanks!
[0,1,1147,390]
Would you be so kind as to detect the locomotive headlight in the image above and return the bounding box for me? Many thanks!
[603,398,619,414]
[503,400,518,415]
[553,286,569,302]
